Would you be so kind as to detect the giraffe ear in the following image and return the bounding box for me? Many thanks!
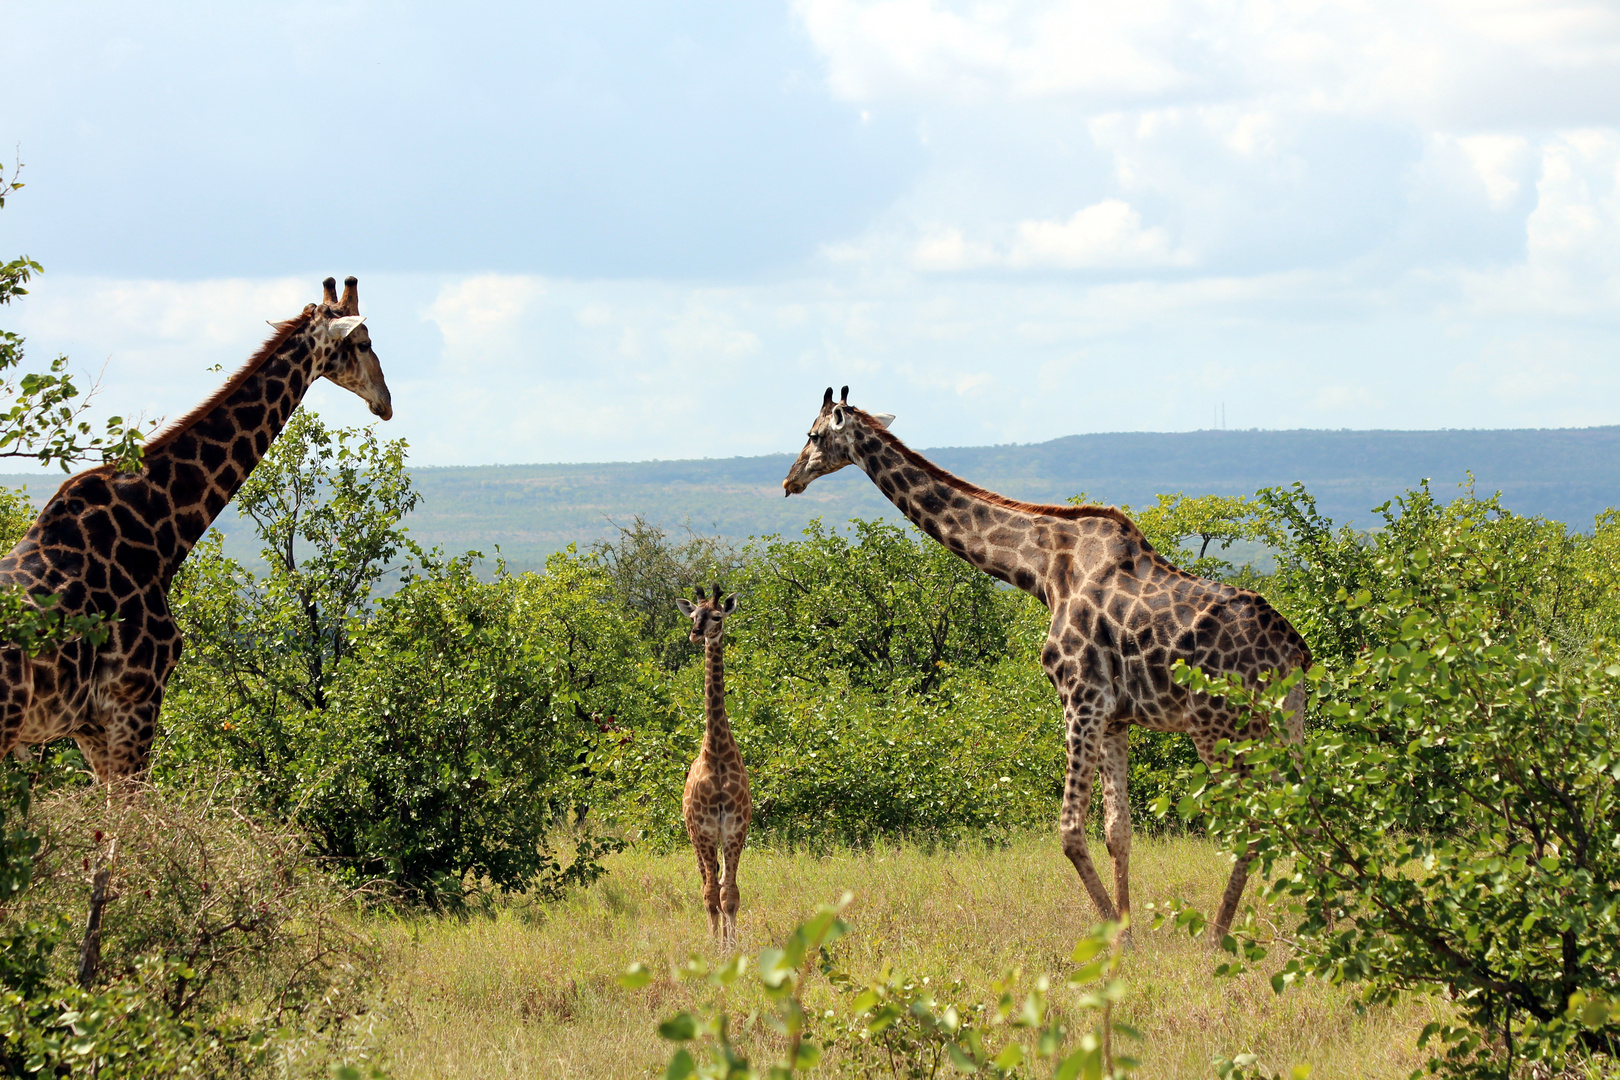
[321,315,366,342]
[675,598,697,617]
[720,594,739,615]
[829,405,848,431]
[871,412,895,429]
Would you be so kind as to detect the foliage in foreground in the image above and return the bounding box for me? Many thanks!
[1160,504,1620,1078]
[622,899,1143,1080]
[0,770,390,1077]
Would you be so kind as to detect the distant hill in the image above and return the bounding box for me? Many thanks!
[5,426,1618,575]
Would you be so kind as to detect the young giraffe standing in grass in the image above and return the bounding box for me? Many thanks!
[676,584,752,949]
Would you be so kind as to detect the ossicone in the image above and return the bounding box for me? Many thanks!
[840,385,849,405]
[340,276,359,316]
[322,277,339,304]
[821,386,834,408]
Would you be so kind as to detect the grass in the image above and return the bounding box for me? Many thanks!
[370,831,1445,1078]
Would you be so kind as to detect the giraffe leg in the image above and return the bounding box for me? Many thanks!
[85,677,164,790]
[1190,728,1255,945]
[0,650,31,764]
[691,835,722,940]
[719,831,744,951]
[73,729,115,787]
[1211,849,1254,944]
[1059,702,1119,923]
[1100,722,1133,944]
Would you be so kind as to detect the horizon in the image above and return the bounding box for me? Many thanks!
[0,417,1614,481]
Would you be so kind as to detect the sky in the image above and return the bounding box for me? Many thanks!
[3,0,1619,466]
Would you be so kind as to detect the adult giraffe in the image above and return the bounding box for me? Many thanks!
[0,277,392,784]
[782,387,1309,942]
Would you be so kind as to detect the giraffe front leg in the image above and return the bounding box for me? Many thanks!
[96,678,164,788]
[73,729,115,787]
[719,832,744,951]
[1100,721,1133,945]
[1059,700,1119,923]
[0,650,32,764]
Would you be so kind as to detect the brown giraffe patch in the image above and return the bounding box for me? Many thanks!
[675,583,752,949]
[782,386,1310,943]
[0,277,393,784]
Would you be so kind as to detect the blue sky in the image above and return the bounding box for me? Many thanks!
[4,0,1619,466]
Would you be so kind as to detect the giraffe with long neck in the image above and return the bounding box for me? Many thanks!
[677,583,752,949]
[0,277,393,783]
[782,387,1309,941]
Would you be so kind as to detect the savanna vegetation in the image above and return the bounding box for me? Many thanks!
[1,166,1617,1080]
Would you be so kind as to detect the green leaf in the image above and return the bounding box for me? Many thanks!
[992,1043,1025,1069]
[658,1013,698,1042]
[618,962,653,989]
[945,1042,979,1073]
[664,1048,696,1080]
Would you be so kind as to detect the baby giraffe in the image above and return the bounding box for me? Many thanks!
[676,584,752,949]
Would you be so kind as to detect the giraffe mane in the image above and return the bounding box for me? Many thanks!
[847,406,1147,537]
[143,308,316,453]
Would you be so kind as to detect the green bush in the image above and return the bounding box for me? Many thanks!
[0,770,391,1078]
[736,518,1021,696]
[1164,505,1620,1078]
[159,412,639,907]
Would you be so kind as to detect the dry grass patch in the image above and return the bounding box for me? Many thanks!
[374,833,1444,1078]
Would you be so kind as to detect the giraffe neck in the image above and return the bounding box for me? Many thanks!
[137,317,322,585]
[845,419,1051,600]
[701,634,737,755]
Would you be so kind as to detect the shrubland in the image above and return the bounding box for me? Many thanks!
[0,405,1617,1076]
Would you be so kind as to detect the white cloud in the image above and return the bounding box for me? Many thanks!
[426,275,547,358]
[1007,200,1184,269]
[794,0,1620,120]
[793,0,1187,103]
[912,226,996,270]
[1457,134,1532,209]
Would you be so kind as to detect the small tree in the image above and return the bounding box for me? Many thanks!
[1123,491,1273,581]
[590,515,746,671]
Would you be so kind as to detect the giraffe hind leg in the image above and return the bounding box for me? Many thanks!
[691,835,722,940]
[1100,722,1133,944]
[719,831,745,951]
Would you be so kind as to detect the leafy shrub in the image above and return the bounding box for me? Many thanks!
[622,899,1141,1079]
[9,782,387,1077]
[736,518,1021,696]
[1163,508,1620,1078]
[160,411,640,907]
[601,651,1063,849]
[303,550,640,906]
[0,771,388,1078]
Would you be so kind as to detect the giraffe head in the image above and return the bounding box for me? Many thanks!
[311,276,393,421]
[675,583,739,642]
[781,385,895,496]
